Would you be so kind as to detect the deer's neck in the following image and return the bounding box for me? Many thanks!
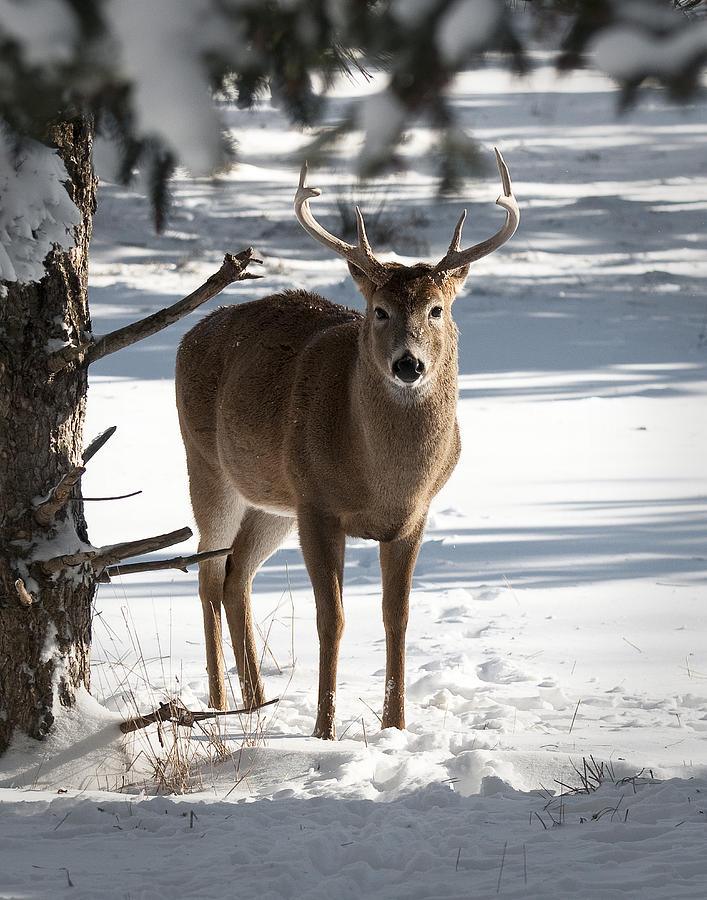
[351,346,459,478]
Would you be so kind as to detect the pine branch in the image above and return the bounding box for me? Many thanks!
[47,249,263,374]
[104,546,231,580]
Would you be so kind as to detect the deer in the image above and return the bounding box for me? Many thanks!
[175,148,519,739]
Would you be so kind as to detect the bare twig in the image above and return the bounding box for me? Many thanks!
[534,812,548,830]
[82,425,117,463]
[358,696,383,725]
[622,636,643,653]
[40,526,192,575]
[81,491,143,502]
[47,249,263,374]
[568,698,581,734]
[496,841,508,894]
[34,465,86,526]
[105,546,231,579]
[120,697,279,734]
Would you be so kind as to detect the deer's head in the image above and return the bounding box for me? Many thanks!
[294,150,519,394]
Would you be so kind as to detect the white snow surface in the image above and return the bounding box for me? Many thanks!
[1,62,707,898]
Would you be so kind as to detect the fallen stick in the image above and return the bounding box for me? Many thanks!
[120,697,280,734]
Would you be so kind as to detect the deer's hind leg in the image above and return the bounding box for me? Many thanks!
[188,463,247,711]
[222,507,295,709]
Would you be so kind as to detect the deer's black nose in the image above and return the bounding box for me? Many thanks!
[392,353,425,383]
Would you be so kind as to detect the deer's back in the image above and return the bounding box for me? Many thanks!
[176,290,361,513]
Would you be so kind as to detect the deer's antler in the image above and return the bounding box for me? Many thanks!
[294,163,389,286]
[434,148,519,275]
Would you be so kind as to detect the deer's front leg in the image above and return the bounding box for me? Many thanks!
[298,506,345,740]
[379,518,426,730]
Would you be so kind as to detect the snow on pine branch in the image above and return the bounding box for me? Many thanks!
[592,20,707,82]
[104,0,235,176]
[0,128,81,286]
[0,0,77,67]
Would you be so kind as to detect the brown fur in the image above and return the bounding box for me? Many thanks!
[176,261,468,738]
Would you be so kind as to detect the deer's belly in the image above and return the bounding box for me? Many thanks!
[340,508,423,543]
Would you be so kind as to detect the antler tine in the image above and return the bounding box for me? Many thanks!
[355,206,374,253]
[294,163,389,286]
[447,209,467,253]
[298,161,319,196]
[435,147,520,275]
[494,146,513,198]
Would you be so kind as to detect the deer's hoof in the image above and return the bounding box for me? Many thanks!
[312,719,336,740]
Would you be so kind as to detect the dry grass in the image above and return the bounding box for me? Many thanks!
[91,590,286,795]
[534,756,659,828]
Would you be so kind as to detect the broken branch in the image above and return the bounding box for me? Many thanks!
[46,338,94,374]
[104,546,231,579]
[47,249,263,374]
[15,578,34,607]
[90,527,193,571]
[40,526,192,576]
[41,548,96,575]
[82,426,117,464]
[120,697,280,734]
[34,465,86,526]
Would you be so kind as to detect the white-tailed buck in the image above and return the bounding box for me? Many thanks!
[176,149,519,739]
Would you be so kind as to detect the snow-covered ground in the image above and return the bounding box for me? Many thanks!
[1,61,707,898]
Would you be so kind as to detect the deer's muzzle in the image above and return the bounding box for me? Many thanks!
[392,352,425,384]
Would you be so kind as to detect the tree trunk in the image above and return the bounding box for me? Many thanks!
[0,118,96,754]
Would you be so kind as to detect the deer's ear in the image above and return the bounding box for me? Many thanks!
[348,261,378,299]
[446,265,470,295]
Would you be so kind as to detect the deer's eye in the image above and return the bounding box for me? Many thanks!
[374,307,389,321]
[429,306,443,319]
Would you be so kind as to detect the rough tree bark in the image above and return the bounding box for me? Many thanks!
[0,118,96,754]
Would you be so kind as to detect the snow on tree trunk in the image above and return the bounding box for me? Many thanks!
[0,118,96,754]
